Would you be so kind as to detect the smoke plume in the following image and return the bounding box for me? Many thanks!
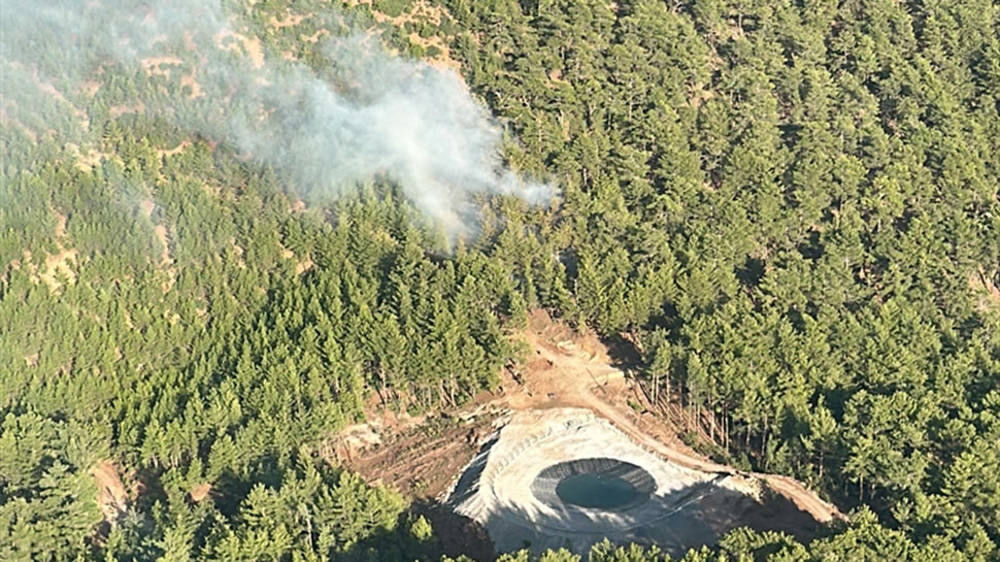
[0,0,552,233]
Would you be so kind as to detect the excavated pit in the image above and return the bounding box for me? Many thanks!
[445,408,780,556]
[533,458,655,510]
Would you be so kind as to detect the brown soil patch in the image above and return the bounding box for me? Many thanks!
[546,68,569,89]
[19,250,34,272]
[81,79,101,98]
[109,102,146,118]
[190,482,212,502]
[334,407,503,500]
[348,0,462,71]
[75,150,99,172]
[270,12,308,29]
[153,223,177,292]
[156,140,190,160]
[37,247,78,292]
[295,256,314,274]
[53,208,68,238]
[66,142,115,172]
[91,461,128,522]
[689,83,715,110]
[970,267,1000,311]
[153,225,171,266]
[141,55,183,78]
[180,70,203,99]
[301,29,328,44]
[142,51,201,98]
[216,31,265,69]
[135,197,177,290]
[276,240,296,260]
[410,34,461,72]
[138,198,155,218]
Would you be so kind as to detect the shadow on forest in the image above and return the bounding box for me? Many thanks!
[409,498,498,561]
[324,497,495,562]
[603,333,645,373]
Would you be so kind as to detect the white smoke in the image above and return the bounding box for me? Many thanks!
[0,0,553,233]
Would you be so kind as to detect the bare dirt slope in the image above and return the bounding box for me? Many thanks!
[510,313,732,474]
[333,404,505,500]
[91,460,128,522]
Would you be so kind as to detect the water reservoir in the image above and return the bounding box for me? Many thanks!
[531,457,656,511]
[556,472,641,508]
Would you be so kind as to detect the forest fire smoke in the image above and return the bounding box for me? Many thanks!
[0,0,553,233]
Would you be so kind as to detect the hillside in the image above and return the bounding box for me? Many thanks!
[2,0,999,561]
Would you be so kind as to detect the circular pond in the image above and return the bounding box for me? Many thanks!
[556,472,641,508]
[531,457,656,511]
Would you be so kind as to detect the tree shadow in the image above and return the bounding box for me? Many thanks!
[410,498,498,562]
[325,497,495,562]
[602,333,645,373]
